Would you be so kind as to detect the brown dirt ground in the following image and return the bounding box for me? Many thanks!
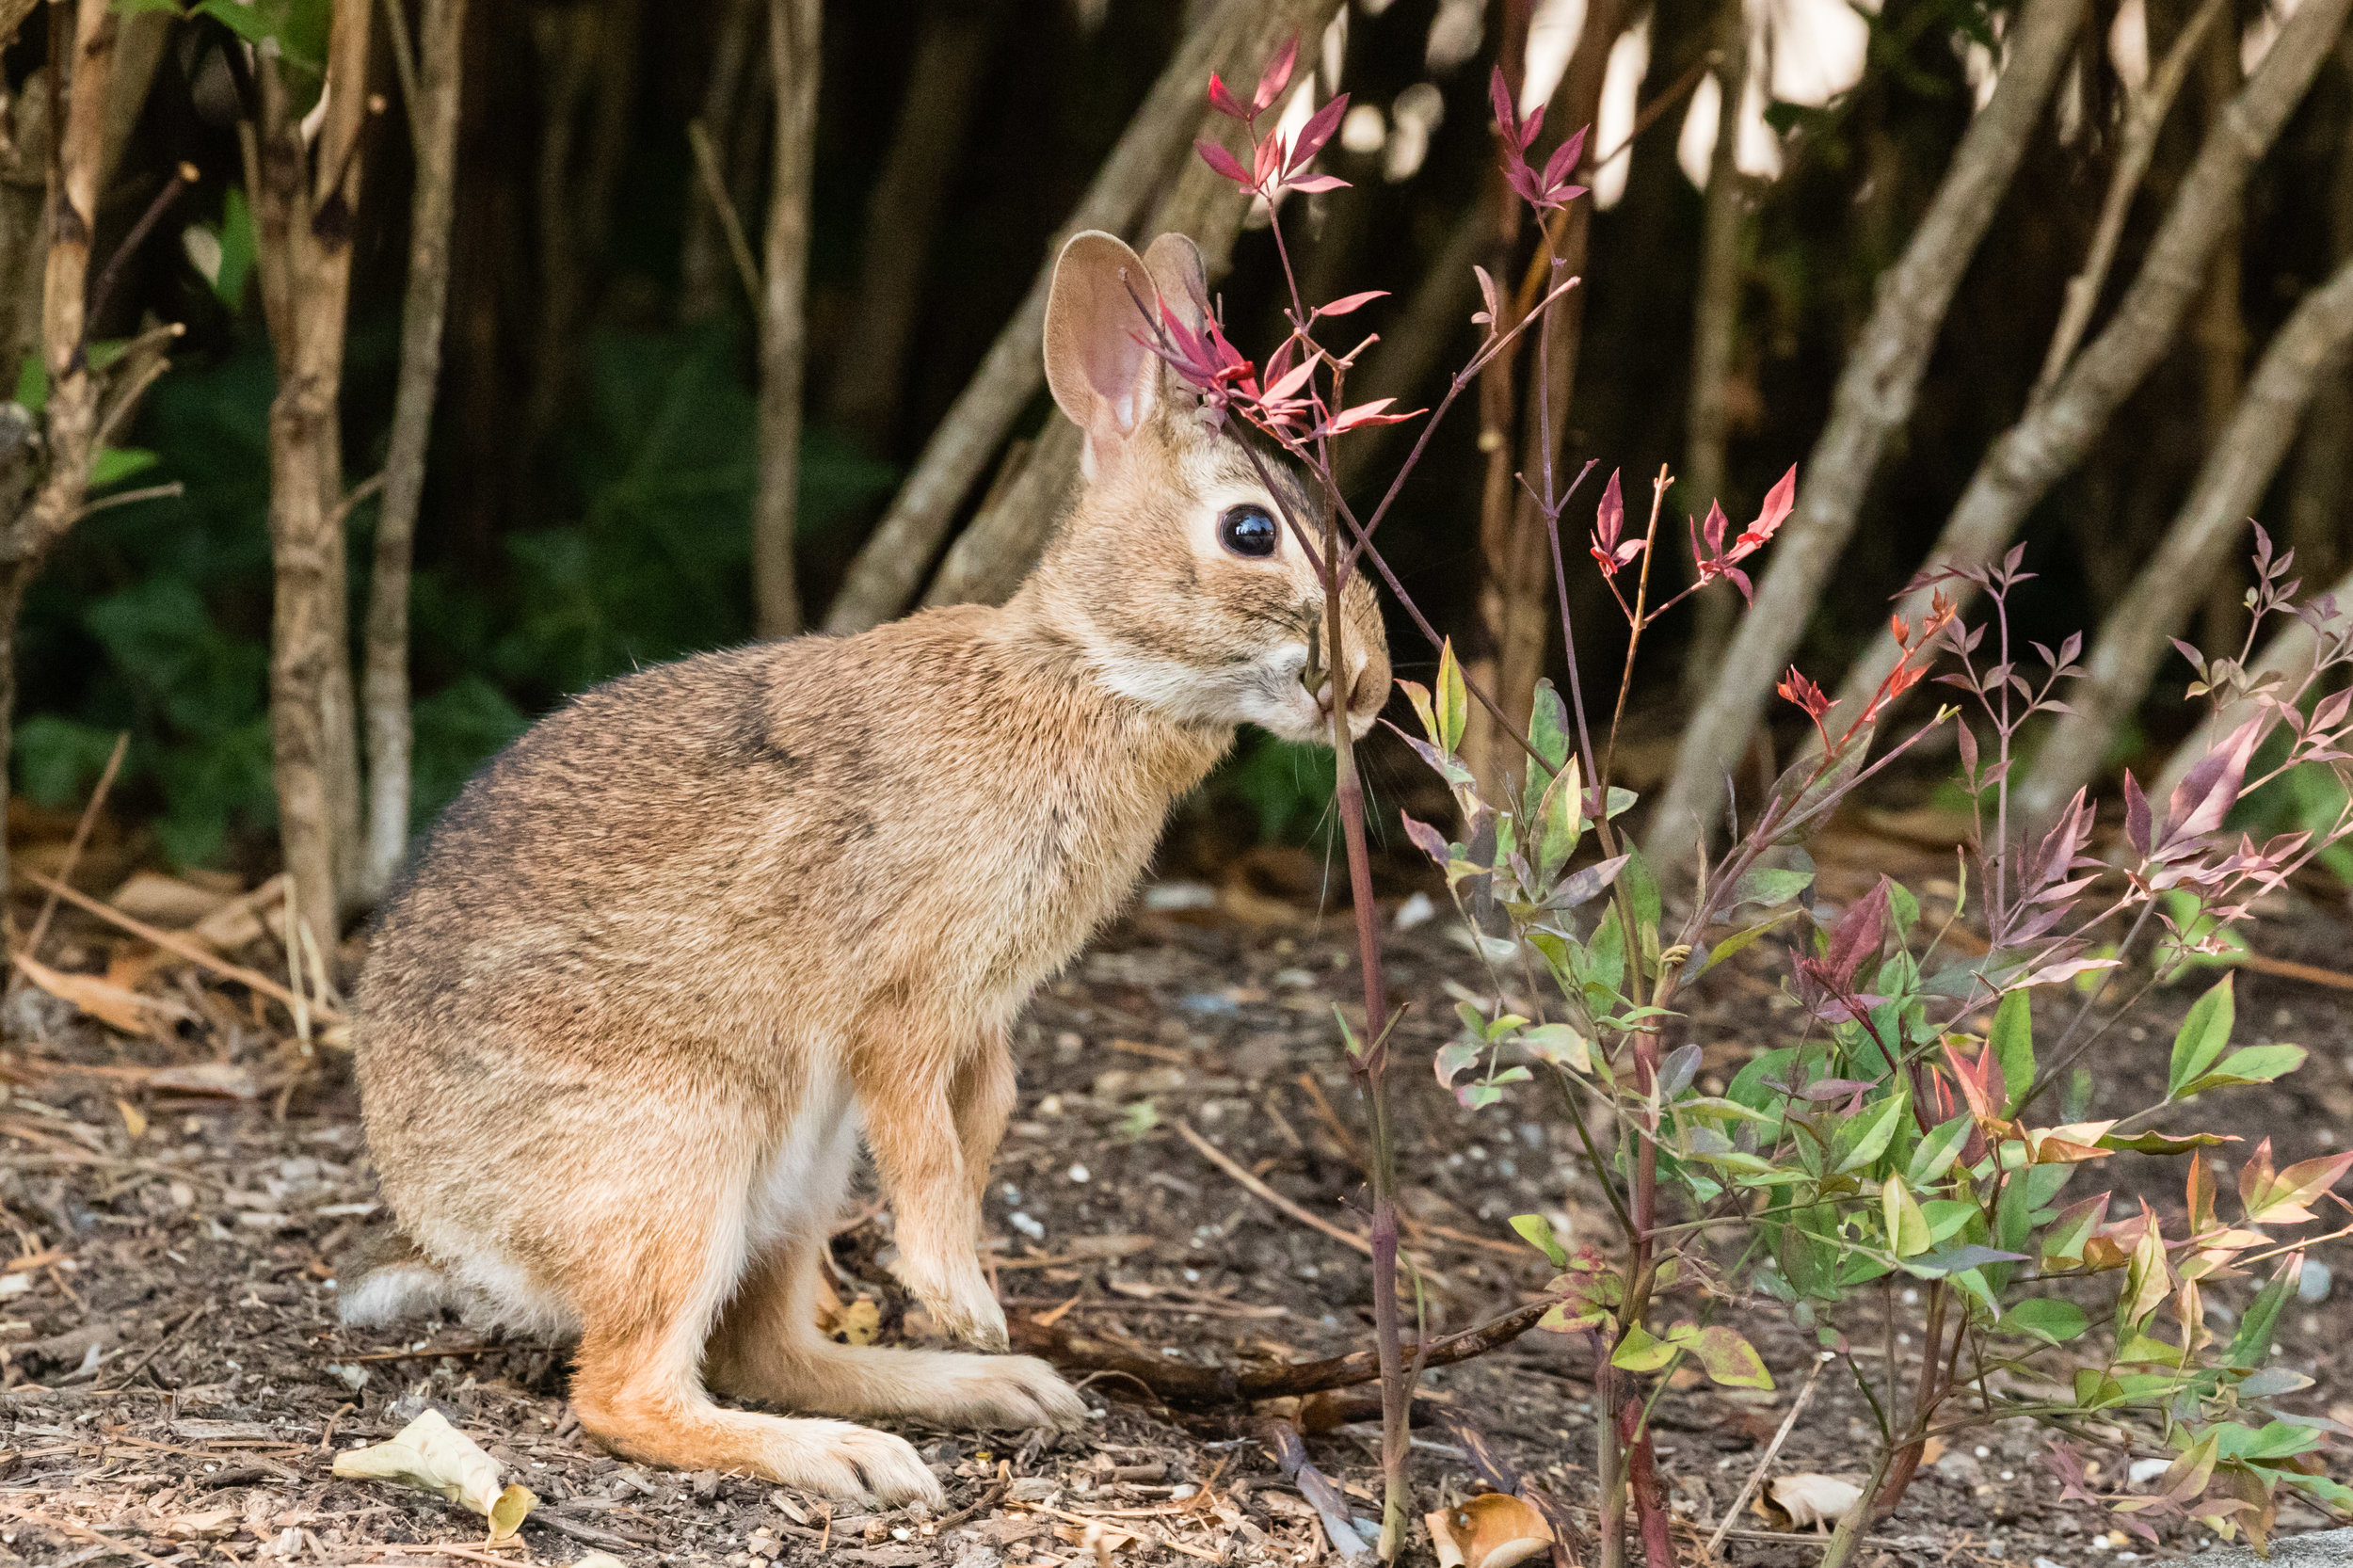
[2,825,2350,1568]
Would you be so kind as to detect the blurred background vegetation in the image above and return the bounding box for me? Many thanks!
[6,0,2349,894]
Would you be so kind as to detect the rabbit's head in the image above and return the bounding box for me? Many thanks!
[1023,231,1390,746]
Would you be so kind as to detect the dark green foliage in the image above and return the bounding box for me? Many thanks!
[12,321,895,866]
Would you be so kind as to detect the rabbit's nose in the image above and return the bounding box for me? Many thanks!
[1313,655,1379,720]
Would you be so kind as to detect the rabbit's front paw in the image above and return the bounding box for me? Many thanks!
[947,1355,1087,1431]
[926,1285,1010,1352]
[901,1256,1010,1351]
[820,1425,947,1508]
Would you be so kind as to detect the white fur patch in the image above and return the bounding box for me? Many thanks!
[338,1260,455,1327]
[745,1067,862,1255]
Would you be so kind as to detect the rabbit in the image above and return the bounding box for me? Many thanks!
[339,229,1391,1508]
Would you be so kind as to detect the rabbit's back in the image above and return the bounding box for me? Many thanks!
[352,607,1230,1306]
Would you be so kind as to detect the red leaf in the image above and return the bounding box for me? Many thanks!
[2123,769,2152,859]
[1327,397,1421,433]
[1261,354,1317,404]
[1702,499,1729,554]
[2163,714,2265,848]
[1253,35,1298,116]
[1752,463,1797,539]
[1401,811,1450,866]
[1254,135,1282,187]
[1776,666,1833,725]
[1194,137,1253,189]
[1518,99,1545,152]
[1541,125,1588,191]
[1595,467,1624,548]
[1290,93,1350,168]
[1207,72,1248,120]
[1488,63,1518,142]
[1315,290,1388,317]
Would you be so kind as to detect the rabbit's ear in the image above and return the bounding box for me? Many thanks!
[1141,232,1208,336]
[1046,231,1164,479]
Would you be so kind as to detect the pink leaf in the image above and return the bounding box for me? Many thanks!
[1316,290,1389,318]
[1751,463,1797,539]
[1518,100,1546,152]
[2163,715,2265,848]
[2122,771,2151,859]
[1194,137,1253,188]
[1401,811,1450,867]
[1541,125,1588,190]
[1328,397,1419,433]
[1488,64,1518,142]
[1702,499,1729,554]
[1254,134,1282,187]
[1253,36,1298,115]
[1291,93,1351,168]
[1207,72,1248,120]
[1286,172,1350,193]
[1596,467,1624,547]
[1262,354,1317,404]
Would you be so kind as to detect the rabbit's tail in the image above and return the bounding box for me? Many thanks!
[338,1228,456,1327]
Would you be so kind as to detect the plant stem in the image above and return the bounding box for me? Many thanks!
[1594,1336,1625,1568]
[1322,503,1406,1560]
[1818,1438,1898,1568]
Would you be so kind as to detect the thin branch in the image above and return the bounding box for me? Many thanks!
[685,118,761,312]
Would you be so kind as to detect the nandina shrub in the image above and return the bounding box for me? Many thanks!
[1164,39,2353,1567]
[1400,528,2353,1567]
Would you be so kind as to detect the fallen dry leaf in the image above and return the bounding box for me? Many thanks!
[1756,1473,1865,1531]
[13,953,176,1036]
[831,1297,882,1346]
[145,1062,262,1099]
[109,871,232,926]
[1426,1492,1554,1568]
[329,1409,537,1540]
[189,874,284,952]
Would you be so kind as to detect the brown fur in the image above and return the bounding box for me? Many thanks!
[344,232,1389,1506]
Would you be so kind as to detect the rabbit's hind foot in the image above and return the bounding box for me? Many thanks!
[573,1341,941,1507]
[338,1231,454,1328]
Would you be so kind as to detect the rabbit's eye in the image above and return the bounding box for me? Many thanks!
[1218,504,1279,558]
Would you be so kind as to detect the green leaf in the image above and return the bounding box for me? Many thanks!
[1887,880,1920,936]
[1908,1113,1974,1187]
[1534,754,1584,879]
[1733,866,1814,908]
[1521,1022,1590,1072]
[2224,1255,2302,1370]
[1622,845,1662,933]
[1609,1323,1677,1372]
[1527,680,1571,787]
[1881,1174,1931,1256]
[1510,1213,1568,1267]
[2006,1298,2089,1344]
[2176,1044,2306,1097]
[1833,1093,1909,1175]
[1679,1324,1773,1389]
[1436,637,1466,754]
[13,353,46,413]
[88,446,159,489]
[1991,988,2034,1114]
[2166,974,2235,1098]
[1693,909,1802,978]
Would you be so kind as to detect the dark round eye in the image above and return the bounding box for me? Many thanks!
[1218,504,1279,558]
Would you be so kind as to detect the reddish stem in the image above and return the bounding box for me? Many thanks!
[1621,1399,1676,1568]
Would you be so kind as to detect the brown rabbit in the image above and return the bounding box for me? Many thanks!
[342,230,1390,1506]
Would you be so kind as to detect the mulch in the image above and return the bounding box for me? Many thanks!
[2,820,2351,1566]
